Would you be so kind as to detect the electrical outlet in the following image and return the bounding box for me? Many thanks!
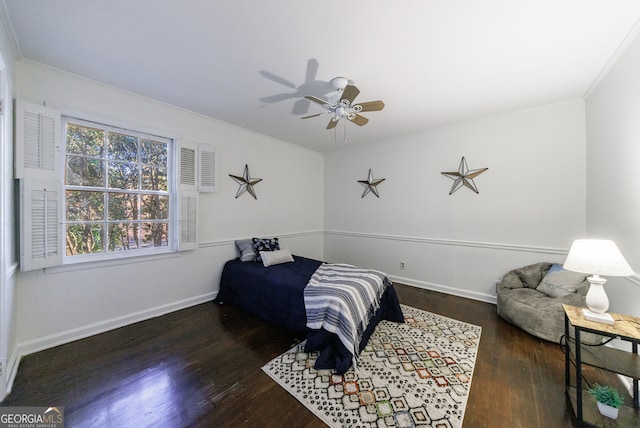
[400,261,406,270]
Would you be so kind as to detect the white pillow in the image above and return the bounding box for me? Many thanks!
[260,249,294,267]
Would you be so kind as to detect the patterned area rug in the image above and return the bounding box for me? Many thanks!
[262,305,481,428]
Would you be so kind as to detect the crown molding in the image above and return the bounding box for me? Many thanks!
[584,15,640,98]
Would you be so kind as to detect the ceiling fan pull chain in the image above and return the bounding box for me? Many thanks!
[343,118,348,143]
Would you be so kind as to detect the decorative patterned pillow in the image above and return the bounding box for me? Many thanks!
[235,239,256,262]
[536,264,586,298]
[252,237,280,261]
[260,249,294,267]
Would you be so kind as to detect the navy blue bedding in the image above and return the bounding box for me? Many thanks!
[215,255,404,373]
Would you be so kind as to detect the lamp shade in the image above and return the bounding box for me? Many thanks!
[563,239,634,277]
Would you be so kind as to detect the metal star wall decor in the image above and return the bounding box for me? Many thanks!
[441,156,488,195]
[229,164,262,199]
[357,169,386,198]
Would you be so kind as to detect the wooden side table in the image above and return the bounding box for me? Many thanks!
[563,304,640,427]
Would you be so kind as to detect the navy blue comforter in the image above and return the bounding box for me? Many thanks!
[215,255,404,373]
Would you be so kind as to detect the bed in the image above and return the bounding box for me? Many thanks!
[215,254,404,374]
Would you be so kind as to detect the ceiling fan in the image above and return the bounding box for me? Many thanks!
[301,77,385,130]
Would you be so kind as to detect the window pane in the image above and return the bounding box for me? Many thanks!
[141,139,168,166]
[141,194,168,220]
[66,123,104,157]
[108,132,138,162]
[142,222,168,248]
[66,155,104,186]
[108,192,139,221]
[108,162,139,189]
[66,190,104,221]
[64,117,173,260]
[141,166,167,191]
[108,223,140,251]
[66,224,104,255]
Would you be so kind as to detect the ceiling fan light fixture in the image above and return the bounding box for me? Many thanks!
[302,80,384,136]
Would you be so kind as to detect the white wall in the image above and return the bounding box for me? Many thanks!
[13,60,324,357]
[586,31,640,318]
[325,100,587,302]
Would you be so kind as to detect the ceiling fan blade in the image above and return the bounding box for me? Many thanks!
[305,95,331,107]
[301,113,324,119]
[348,114,369,126]
[340,85,360,105]
[327,118,339,129]
[356,100,385,112]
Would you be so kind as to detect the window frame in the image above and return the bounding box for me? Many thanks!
[16,99,200,272]
[61,116,177,264]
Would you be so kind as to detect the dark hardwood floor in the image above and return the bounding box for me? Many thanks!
[1,284,629,427]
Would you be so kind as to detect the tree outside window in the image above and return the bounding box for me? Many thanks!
[64,121,170,257]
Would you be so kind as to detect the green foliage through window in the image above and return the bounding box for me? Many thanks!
[64,120,171,257]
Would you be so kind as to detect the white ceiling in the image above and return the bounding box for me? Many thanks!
[4,1,640,152]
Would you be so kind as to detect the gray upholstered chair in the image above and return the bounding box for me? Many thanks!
[496,262,600,344]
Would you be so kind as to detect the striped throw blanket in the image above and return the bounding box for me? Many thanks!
[304,263,390,366]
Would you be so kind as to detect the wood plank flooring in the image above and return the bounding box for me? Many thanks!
[1,284,629,427]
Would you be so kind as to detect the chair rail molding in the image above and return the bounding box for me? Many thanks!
[199,229,324,248]
[628,274,640,287]
[324,230,568,255]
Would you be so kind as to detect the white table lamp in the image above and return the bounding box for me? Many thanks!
[563,239,634,324]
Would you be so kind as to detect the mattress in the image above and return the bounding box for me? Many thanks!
[215,255,404,373]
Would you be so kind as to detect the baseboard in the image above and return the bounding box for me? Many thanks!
[2,348,20,401]
[390,275,497,305]
[3,291,217,401]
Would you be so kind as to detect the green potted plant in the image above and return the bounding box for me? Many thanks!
[587,384,624,419]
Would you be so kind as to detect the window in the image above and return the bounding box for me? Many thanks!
[64,119,172,258]
[16,100,203,271]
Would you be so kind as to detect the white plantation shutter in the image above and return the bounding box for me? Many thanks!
[178,191,198,251]
[15,100,61,180]
[198,145,217,192]
[179,145,197,190]
[20,180,63,271]
[177,140,199,250]
[16,100,64,270]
